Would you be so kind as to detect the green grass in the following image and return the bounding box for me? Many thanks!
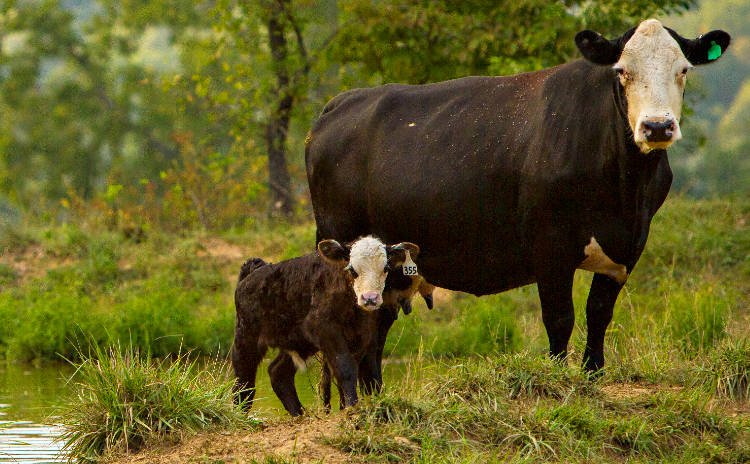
[6,196,742,463]
[0,197,746,365]
[0,220,314,362]
[58,343,257,462]
[327,352,749,463]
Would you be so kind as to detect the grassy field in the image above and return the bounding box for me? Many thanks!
[1,196,749,462]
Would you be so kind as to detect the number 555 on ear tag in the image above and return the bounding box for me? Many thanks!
[402,250,418,276]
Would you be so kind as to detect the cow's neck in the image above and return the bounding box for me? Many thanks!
[606,70,671,258]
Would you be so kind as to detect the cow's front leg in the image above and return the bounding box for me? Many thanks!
[537,271,576,361]
[583,273,623,373]
[358,353,381,396]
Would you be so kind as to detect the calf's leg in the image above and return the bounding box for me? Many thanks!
[583,273,623,373]
[358,305,397,397]
[319,335,359,408]
[232,323,267,409]
[268,352,304,416]
[319,362,333,412]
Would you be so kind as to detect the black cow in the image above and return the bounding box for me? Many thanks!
[305,20,730,372]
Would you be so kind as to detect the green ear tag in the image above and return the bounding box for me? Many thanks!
[708,41,722,61]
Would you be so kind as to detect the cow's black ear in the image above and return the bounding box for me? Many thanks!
[575,30,621,65]
[318,239,349,264]
[667,28,730,65]
[387,242,420,266]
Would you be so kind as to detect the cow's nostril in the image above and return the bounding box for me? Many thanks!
[642,119,675,143]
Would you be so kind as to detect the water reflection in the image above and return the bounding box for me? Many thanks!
[0,364,71,463]
[0,420,65,463]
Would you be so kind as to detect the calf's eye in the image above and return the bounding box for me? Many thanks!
[383,264,391,273]
[345,264,358,278]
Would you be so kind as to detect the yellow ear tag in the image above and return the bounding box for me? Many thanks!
[402,250,418,276]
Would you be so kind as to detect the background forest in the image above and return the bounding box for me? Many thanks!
[0,0,745,232]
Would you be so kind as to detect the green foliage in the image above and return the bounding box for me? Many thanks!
[332,0,694,84]
[59,343,257,462]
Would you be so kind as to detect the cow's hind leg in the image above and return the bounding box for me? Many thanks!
[232,324,267,409]
[268,352,303,416]
[537,271,576,361]
[583,273,623,373]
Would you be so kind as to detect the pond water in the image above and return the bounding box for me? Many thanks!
[0,364,71,463]
[0,357,407,463]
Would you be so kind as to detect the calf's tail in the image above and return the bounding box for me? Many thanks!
[238,258,267,282]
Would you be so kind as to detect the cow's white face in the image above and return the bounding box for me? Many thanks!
[575,19,730,154]
[614,20,689,152]
[318,236,420,311]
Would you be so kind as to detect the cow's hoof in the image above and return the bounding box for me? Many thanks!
[582,355,605,377]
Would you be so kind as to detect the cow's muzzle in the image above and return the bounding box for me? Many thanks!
[639,119,679,143]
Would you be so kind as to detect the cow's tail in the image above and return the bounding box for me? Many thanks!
[238,258,267,282]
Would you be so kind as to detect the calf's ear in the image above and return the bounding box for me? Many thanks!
[318,239,350,264]
[666,28,731,65]
[387,242,420,266]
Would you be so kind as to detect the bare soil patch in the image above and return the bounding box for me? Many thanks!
[104,415,359,464]
[601,382,682,400]
[0,245,73,282]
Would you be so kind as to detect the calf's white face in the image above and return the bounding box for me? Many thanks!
[615,20,689,152]
[347,236,389,309]
[576,19,730,154]
[318,236,420,311]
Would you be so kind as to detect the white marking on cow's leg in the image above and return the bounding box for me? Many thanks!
[579,237,628,284]
[287,350,307,372]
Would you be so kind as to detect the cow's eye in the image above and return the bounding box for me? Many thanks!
[383,264,391,273]
[345,265,358,278]
[680,67,689,75]
[614,67,625,76]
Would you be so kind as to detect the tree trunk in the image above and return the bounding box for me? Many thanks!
[265,1,295,217]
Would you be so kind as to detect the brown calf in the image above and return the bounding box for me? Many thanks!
[232,236,420,416]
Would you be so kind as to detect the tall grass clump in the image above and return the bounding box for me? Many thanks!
[700,340,750,401]
[59,343,256,462]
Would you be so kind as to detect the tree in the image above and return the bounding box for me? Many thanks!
[331,0,695,85]
[0,0,209,206]
[195,0,340,217]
